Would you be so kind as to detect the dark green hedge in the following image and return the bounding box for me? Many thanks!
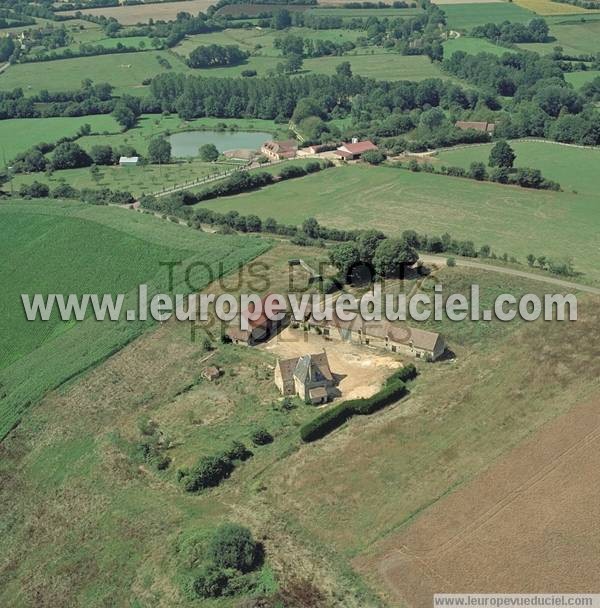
[300,367,417,442]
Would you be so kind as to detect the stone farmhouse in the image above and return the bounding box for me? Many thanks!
[274,352,334,405]
[305,310,445,362]
[261,140,298,161]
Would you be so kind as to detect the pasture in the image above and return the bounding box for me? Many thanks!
[442,2,536,30]
[0,50,192,96]
[0,115,120,161]
[0,241,376,607]
[565,69,600,88]
[0,199,269,440]
[443,36,511,57]
[55,0,216,25]
[196,163,600,286]
[433,139,600,196]
[518,20,600,55]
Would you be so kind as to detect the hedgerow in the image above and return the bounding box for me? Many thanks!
[300,365,418,442]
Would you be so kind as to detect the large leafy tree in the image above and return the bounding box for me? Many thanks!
[373,238,418,278]
[147,137,171,164]
[488,140,516,168]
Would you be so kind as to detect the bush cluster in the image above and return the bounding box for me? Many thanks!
[178,441,252,492]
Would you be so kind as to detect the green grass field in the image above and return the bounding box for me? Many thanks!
[442,3,536,30]
[309,6,424,17]
[565,69,600,89]
[0,115,120,161]
[196,163,600,285]
[443,36,513,58]
[517,20,600,55]
[0,50,192,96]
[10,160,225,197]
[0,199,269,439]
[173,26,362,58]
[433,140,600,196]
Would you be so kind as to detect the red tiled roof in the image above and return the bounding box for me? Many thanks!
[338,140,378,154]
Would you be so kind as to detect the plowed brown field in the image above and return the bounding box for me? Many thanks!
[354,397,600,607]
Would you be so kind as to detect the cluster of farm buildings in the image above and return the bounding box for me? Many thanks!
[260,138,379,162]
[225,295,445,405]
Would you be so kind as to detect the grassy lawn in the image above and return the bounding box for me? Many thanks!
[0,50,192,96]
[517,20,600,55]
[309,6,424,17]
[433,140,600,196]
[443,36,512,57]
[442,3,536,30]
[196,163,600,286]
[0,115,120,161]
[0,199,269,440]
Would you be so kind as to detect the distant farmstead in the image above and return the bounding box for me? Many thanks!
[455,121,496,135]
[261,140,298,161]
[274,352,334,405]
[119,156,139,166]
[335,139,378,160]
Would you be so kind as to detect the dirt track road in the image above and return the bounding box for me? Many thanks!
[421,254,600,296]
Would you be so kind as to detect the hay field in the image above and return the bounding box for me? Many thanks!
[442,2,536,29]
[56,0,216,25]
[513,0,599,14]
[355,396,600,606]
[196,164,600,286]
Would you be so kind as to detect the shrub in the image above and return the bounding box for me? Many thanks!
[447,256,456,267]
[251,428,273,446]
[304,160,321,173]
[19,181,49,198]
[224,441,253,462]
[193,564,230,598]
[182,453,234,492]
[207,523,258,573]
[361,149,386,165]
[388,363,418,383]
[278,165,306,180]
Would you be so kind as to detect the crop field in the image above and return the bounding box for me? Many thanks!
[197,164,600,286]
[0,199,269,440]
[0,115,120,160]
[442,2,536,30]
[216,2,310,16]
[0,50,192,96]
[513,0,599,14]
[309,6,424,16]
[56,0,216,25]
[433,140,600,196]
[443,36,511,57]
[355,396,600,605]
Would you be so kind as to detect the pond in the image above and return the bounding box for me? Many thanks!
[168,130,272,157]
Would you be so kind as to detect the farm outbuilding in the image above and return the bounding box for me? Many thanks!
[119,156,139,166]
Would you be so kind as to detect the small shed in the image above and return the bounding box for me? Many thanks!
[119,156,139,166]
